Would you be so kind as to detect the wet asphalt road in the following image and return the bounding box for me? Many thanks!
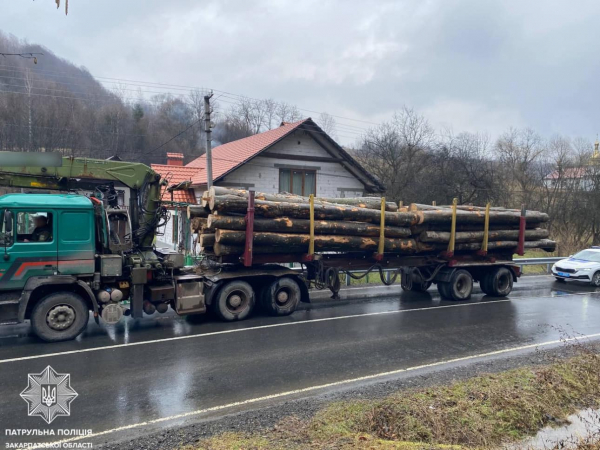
[2,275,600,447]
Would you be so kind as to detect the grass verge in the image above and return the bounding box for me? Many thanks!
[185,343,600,449]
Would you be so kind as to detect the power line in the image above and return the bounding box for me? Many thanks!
[0,63,380,128]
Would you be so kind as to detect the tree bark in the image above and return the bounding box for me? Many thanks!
[415,209,549,225]
[190,218,207,233]
[213,243,307,256]
[214,229,419,253]
[210,196,418,226]
[199,233,215,247]
[208,186,398,211]
[419,228,550,243]
[187,205,210,219]
[207,214,411,238]
[416,239,556,253]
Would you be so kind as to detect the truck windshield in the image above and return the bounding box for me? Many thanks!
[571,250,600,262]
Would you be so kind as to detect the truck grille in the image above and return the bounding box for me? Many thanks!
[555,266,576,274]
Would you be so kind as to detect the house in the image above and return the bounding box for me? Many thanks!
[151,118,384,249]
[184,118,384,198]
[544,140,600,191]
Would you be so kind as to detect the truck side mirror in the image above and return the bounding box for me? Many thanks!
[3,210,12,234]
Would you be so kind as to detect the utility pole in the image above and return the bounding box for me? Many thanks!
[204,91,214,189]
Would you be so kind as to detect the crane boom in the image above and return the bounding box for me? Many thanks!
[0,155,166,248]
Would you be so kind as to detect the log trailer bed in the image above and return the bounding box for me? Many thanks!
[195,192,528,321]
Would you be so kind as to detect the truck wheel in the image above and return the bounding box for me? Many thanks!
[30,292,89,342]
[479,273,493,295]
[437,282,451,298]
[403,280,432,292]
[261,277,301,316]
[213,280,255,321]
[485,267,513,297]
[446,269,473,301]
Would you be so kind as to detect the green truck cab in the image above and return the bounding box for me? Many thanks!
[0,194,99,340]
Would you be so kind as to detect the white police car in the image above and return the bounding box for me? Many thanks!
[552,247,600,286]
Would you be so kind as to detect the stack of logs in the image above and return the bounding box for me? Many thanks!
[188,187,556,258]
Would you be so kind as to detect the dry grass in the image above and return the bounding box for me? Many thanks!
[185,346,600,450]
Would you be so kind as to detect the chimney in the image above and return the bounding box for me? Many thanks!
[167,153,184,166]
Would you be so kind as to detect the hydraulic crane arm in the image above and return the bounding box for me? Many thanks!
[0,155,166,248]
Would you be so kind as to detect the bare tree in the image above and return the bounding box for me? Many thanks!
[355,107,434,203]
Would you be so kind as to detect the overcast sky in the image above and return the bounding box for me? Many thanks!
[1,0,599,144]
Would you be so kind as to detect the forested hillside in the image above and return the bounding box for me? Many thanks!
[0,32,305,165]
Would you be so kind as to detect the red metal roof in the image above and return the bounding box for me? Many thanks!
[151,164,197,203]
[187,119,309,185]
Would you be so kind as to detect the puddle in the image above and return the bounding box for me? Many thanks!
[510,408,600,449]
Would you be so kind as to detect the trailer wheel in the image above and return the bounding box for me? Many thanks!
[261,277,301,316]
[213,280,255,321]
[445,269,473,301]
[437,282,451,298]
[403,280,432,292]
[484,267,513,297]
[30,292,89,342]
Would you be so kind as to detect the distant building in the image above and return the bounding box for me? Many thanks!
[152,118,384,249]
[544,140,600,191]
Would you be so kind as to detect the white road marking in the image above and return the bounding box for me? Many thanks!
[2,290,599,364]
[29,332,600,449]
[0,299,512,364]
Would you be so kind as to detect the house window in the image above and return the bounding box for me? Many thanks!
[279,169,316,196]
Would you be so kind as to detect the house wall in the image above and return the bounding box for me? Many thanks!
[213,132,365,198]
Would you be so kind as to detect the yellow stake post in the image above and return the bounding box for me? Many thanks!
[482,202,491,253]
[447,198,458,255]
[378,197,386,255]
[308,194,315,255]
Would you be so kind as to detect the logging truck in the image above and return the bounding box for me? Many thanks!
[0,155,553,342]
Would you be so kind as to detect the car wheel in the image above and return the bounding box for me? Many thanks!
[591,272,600,287]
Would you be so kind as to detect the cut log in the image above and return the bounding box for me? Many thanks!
[415,209,549,225]
[410,222,539,234]
[410,203,519,212]
[206,215,411,238]
[208,187,398,211]
[200,190,210,208]
[214,229,419,253]
[187,205,210,219]
[416,239,556,253]
[419,228,550,244]
[199,233,215,248]
[213,243,307,256]
[190,218,207,233]
[210,196,418,226]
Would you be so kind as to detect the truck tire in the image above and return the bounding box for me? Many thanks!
[403,280,432,292]
[261,277,301,316]
[445,269,473,301]
[485,267,513,297]
[30,292,89,342]
[213,280,255,321]
[437,282,451,299]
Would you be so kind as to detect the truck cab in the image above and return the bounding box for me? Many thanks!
[0,194,97,334]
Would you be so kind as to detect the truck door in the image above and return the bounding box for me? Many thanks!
[57,209,95,275]
[0,209,58,290]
